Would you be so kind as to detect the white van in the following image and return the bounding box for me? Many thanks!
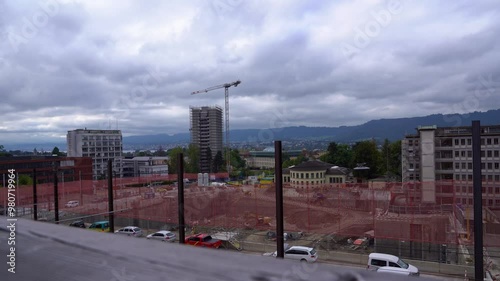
[367,253,419,276]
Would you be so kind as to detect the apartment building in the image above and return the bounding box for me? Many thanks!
[67,129,123,179]
[190,106,223,173]
[402,125,500,206]
[122,157,168,177]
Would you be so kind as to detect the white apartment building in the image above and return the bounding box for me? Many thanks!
[402,125,500,207]
[67,129,123,179]
[122,157,168,178]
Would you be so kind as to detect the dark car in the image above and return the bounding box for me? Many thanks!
[69,220,86,228]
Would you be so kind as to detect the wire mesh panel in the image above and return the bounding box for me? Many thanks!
[4,172,500,270]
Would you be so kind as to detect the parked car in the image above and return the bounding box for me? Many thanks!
[146,230,176,242]
[65,200,79,208]
[69,220,86,228]
[115,226,143,237]
[88,221,110,232]
[271,246,318,263]
[367,253,419,276]
[185,233,222,248]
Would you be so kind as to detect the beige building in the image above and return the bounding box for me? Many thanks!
[283,160,352,188]
[244,149,302,169]
[402,125,500,206]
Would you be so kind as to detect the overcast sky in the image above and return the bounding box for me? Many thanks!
[1,0,499,145]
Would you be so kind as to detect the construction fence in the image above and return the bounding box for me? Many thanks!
[2,172,500,273]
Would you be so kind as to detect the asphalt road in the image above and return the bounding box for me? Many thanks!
[0,217,441,281]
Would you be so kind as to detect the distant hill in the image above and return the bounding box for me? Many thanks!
[5,109,499,151]
[122,109,500,144]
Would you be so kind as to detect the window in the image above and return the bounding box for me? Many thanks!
[495,151,499,158]
[487,138,492,145]
[496,175,500,182]
[468,139,472,145]
[488,186,493,194]
[495,138,499,145]
[468,151,472,157]
[461,151,466,157]
[455,163,460,169]
[371,259,387,267]
[468,163,472,169]
[482,163,486,169]
[461,139,466,145]
[488,151,493,157]
[455,174,460,181]
[481,150,485,157]
[488,163,493,170]
[462,163,466,169]
[389,262,400,268]
[455,151,459,157]
[454,139,459,146]
[481,139,485,145]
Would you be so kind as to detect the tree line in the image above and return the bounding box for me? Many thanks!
[167,145,248,178]
[317,139,401,180]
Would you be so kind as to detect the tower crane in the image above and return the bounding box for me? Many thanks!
[191,80,241,173]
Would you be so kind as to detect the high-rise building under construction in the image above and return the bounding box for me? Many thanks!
[190,106,223,173]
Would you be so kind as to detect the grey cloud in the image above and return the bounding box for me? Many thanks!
[1,1,500,144]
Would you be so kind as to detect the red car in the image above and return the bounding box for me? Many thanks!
[185,234,222,248]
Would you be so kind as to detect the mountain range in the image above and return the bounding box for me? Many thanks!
[4,109,500,151]
[124,109,500,145]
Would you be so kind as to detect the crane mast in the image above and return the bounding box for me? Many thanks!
[191,80,241,173]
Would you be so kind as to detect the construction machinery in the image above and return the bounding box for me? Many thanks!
[191,80,241,172]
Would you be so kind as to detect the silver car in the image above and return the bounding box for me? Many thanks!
[115,226,143,237]
[146,230,176,242]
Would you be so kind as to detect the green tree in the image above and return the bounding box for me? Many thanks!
[137,150,153,156]
[230,149,246,170]
[52,146,61,156]
[320,142,353,167]
[228,149,247,179]
[352,140,382,179]
[0,145,7,157]
[18,174,33,185]
[212,151,224,173]
[381,139,391,176]
[388,140,402,177]
[167,147,184,174]
[185,144,200,173]
[154,146,168,156]
[282,154,308,168]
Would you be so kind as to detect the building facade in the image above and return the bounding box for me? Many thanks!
[282,160,352,188]
[67,129,123,179]
[122,157,168,177]
[402,125,500,206]
[190,106,223,173]
[244,149,303,169]
[0,156,93,184]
